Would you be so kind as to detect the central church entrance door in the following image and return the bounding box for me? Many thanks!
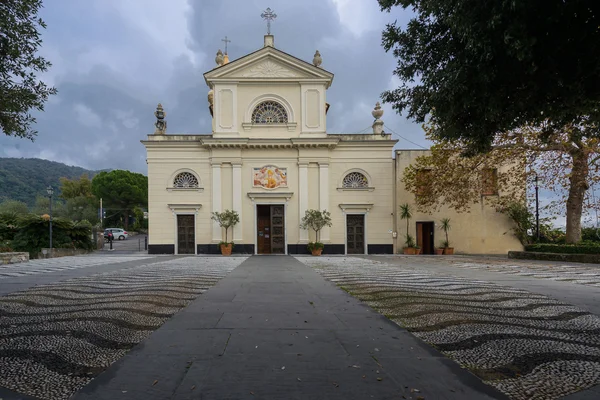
[256,204,285,254]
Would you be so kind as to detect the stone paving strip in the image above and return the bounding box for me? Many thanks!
[0,256,246,400]
[296,256,600,400]
[0,256,153,279]
[446,257,600,288]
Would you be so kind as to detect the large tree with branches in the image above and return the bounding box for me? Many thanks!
[379,0,600,153]
[1,0,57,140]
[403,121,599,243]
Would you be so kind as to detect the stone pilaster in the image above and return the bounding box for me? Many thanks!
[232,163,243,242]
[211,163,222,242]
[298,162,309,242]
[319,162,330,242]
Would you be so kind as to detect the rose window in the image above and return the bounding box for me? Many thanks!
[173,172,199,188]
[251,101,288,124]
[342,172,369,188]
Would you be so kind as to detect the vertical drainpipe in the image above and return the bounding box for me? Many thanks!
[392,150,398,254]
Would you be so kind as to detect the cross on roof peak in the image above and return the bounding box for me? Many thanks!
[221,36,231,54]
[261,7,277,35]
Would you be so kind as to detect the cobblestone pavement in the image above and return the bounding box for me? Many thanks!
[445,257,600,288]
[296,256,600,400]
[0,256,246,400]
[0,256,152,279]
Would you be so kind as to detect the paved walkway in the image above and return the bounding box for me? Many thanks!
[74,255,505,400]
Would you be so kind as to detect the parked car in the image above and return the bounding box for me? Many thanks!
[104,228,128,240]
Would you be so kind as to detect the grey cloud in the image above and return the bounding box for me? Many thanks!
[0,0,428,174]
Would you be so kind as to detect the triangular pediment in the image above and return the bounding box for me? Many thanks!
[204,46,334,86]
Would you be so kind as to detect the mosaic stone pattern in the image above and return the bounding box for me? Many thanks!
[447,258,600,288]
[297,256,600,400]
[0,256,152,279]
[0,256,246,400]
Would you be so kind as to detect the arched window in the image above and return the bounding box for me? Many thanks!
[173,172,199,188]
[342,172,369,188]
[251,101,288,124]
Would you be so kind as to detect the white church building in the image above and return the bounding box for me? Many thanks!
[142,33,521,256]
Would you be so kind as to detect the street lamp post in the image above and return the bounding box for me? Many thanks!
[534,175,540,242]
[46,186,54,255]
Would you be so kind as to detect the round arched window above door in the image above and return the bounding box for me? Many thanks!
[251,101,288,124]
[342,172,369,188]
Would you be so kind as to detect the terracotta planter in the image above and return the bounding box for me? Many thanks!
[403,247,416,255]
[435,248,444,255]
[311,248,323,256]
[415,248,422,255]
[220,243,232,256]
[443,247,454,255]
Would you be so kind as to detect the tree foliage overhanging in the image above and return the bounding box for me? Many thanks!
[0,0,57,140]
[379,0,600,152]
[402,121,599,243]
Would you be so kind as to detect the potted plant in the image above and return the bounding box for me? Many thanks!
[415,245,421,255]
[211,210,240,256]
[404,233,416,255]
[440,218,454,255]
[300,209,332,256]
[399,203,417,254]
[435,246,444,255]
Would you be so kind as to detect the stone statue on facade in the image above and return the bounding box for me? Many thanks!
[154,103,167,134]
[215,49,224,66]
[313,50,322,67]
[372,102,384,135]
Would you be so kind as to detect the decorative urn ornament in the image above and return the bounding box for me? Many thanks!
[313,50,322,67]
[372,102,384,120]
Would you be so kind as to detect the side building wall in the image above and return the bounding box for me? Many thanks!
[394,150,523,254]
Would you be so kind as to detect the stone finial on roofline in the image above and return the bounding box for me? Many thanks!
[154,103,167,134]
[372,102,384,134]
[313,50,322,67]
[215,49,224,66]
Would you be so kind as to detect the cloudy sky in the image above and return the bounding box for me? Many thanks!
[1,0,596,227]
[0,0,425,173]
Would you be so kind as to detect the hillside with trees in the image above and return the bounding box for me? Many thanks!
[0,158,102,206]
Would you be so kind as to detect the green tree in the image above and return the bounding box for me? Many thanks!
[211,210,240,244]
[59,174,99,224]
[91,170,147,230]
[0,0,57,140]
[59,174,94,199]
[379,0,600,152]
[0,199,28,214]
[31,195,66,218]
[300,209,332,244]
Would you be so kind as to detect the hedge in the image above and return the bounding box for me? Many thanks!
[524,242,600,255]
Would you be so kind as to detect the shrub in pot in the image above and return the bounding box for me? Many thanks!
[440,218,454,255]
[403,233,416,255]
[300,209,332,256]
[211,210,240,256]
[307,241,324,256]
[400,204,418,254]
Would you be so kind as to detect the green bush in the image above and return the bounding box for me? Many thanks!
[10,214,93,258]
[525,242,600,255]
[581,227,600,242]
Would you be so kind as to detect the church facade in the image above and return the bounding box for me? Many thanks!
[142,34,522,255]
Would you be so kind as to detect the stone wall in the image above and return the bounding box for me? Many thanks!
[38,248,93,259]
[0,252,29,264]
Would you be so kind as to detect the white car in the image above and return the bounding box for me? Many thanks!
[104,228,129,240]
